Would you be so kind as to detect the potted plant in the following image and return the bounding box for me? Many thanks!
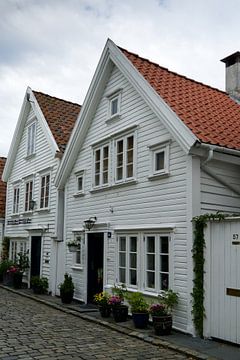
[94,291,111,317]
[31,276,49,294]
[108,295,128,322]
[126,292,149,329]
[0,259,14,285]
[59,273,74,304]
[150,289,179,335]
[67,239,80,252]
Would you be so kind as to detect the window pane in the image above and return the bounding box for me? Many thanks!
[127,164,133,178]
[155,151,165,171]
[119,237,126,251]
[119,268,126,283]
[130,253,137,268]
[111,98,118,115]
[78,177,83,191]
[119,253,126,267]
[103,171,108,184]
[95,174,100,186]
[130,237,137,252]
[130,270,137,285]
[117,167,123,181]
[161,237,169,253]
[117,140,123,153]
[147,272,155,288]
[95,149,100,161]
[147,254,155,270]
[117,153,123,167]
[127,149,133,163]
[161,255,169,272]
[76,250,81,264]
[160,273,169,290]
[127,136,134,150]
[147,237,155,252]
[103,146,109,158]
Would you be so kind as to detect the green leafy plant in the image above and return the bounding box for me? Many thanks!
[31,276,48,294]
[158,289,179,314]
[191,212,225,337]
[126,292,149,313]
[112,283,127,300]
[94,291,110,306]
[16,251,29,272]
[0,259,14,281]
[1,237,10,260]
[59,273,74,304]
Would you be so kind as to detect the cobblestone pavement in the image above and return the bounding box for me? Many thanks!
[0,288,190,360]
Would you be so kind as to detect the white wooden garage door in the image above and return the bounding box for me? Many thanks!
[208,220,240,344]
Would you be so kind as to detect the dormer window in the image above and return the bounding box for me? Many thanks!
[27,122,36,156]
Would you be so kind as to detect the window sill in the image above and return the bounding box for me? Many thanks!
[36,208,50,213]
[71,265,83,271]
[10,213,21,218]
[73,192,85,198]
[21,210,34,215]
[90,179,137,193]
[148,173,170,181]
[105,114,121,124]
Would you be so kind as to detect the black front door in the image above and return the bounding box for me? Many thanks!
[87,233,104,303]
[30,236,42,277]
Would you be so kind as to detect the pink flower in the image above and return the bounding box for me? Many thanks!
[108,295,122,306]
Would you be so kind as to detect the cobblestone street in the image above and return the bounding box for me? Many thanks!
[0,288,189,360]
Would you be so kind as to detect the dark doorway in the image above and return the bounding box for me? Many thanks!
[87,233,104,303]
[30,236,42,278]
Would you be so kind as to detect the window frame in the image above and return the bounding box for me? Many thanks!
[24,179,34,212]
[12,185,20,214]
[108,91,121,119]
[117,234,138,289]
[114,133,136,184]
[149,142,170,179]
[74,234,83,267]
[10,240,27,262]
[26,121,36,157]
[92,143,110,188]
[39,173,50,209]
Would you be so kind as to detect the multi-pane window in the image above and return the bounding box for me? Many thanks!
[118,235,138,287]
[145,235,169,291]
[75,235,82,265]
[93,145,109,187]
[13,186,20,214]
[27,122,36,156]
[115,134,135,182]
[25,180,33,212]
[40,174,50,209]
[10,240,27,262]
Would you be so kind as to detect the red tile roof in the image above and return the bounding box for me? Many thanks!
[33,91,81,153]
[121,47,240,150]
[0,157,6,218]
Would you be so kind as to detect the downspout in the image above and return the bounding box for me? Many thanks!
[200,147,240,196]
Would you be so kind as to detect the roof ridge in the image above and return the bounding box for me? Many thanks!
[32,90,81,107]
[118,46,226,95]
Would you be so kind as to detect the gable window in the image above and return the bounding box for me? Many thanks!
[118,234,138,287]
[149,142,170,179]
[13,186,20,214]
[25,180,33,212]
[108,92,121,119]
[40,174,50,209]
[115,134,135,182]
[93,144,109,187]
[145,235,169,291]
[27,122,36,156]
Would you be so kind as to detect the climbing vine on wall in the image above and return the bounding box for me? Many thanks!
[191,212,225,338]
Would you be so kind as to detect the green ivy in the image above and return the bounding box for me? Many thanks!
[191,212,225,337]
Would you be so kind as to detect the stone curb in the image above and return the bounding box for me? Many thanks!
[1,285,216,360]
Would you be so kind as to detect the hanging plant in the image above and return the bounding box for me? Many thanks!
[191,212,225,337]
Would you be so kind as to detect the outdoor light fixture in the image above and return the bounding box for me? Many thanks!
[83,216,97,231]
[29,199,36,211]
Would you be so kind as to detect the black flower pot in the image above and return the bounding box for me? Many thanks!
[13,272,23,289]
[152,315,172,335]
[112,305,128,322]
[132,312,149,329]
[99,305,111,318]
[3,272,13,286]
[60,290,74,304]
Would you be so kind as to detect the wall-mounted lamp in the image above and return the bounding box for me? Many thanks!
[29,199,36,211]
[83,216,97,231]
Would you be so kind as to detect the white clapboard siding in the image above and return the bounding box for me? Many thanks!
[65,65,189,331]
[5,107,59,281]
[201,160,240,214]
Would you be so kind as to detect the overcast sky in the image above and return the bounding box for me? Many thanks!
[0,0,239,156]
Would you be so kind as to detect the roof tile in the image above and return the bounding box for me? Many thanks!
[121,47,240,150]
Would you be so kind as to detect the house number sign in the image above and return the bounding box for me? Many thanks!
[232,233,240,245]
[7,218,32,225]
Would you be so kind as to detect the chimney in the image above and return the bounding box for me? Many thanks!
[221,52,240,102]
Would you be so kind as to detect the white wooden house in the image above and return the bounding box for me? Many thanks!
[0,157,7,257]
[2,88,80,293]
[55,40,240,339]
